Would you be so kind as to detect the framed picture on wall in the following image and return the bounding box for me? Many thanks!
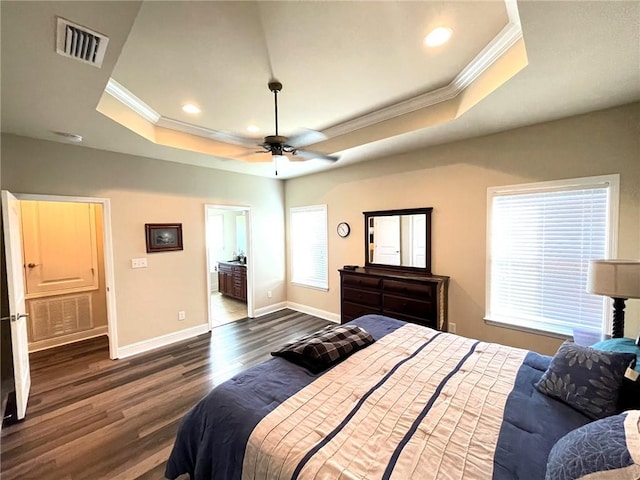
[145,223,183,253]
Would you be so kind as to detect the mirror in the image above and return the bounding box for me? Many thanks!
[364,207,432,274]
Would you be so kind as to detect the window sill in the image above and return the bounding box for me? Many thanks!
[484,316,572,341]
[290,281,329,292]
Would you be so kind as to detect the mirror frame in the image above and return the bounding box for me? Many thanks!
[363,207,432,274]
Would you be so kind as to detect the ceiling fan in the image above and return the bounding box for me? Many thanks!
[212,80,339,172]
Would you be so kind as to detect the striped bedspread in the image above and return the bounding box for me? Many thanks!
[165,315,593,480]
[243,324,527,480]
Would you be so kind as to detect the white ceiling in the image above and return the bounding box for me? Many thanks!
[1,1,639,179]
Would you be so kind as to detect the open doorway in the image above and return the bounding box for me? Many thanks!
[205,205,252,327]
[11,194,117,358]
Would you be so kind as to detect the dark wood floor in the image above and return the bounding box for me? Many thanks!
[0,309,332,480]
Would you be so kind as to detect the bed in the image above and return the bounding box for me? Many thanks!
[165,315,639,480]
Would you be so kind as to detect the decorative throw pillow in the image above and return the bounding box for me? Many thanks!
[535,341,636,420]
[592,338,640,411]
[545,410,640,480]
[592,338,640,373]
[271,324,375,374]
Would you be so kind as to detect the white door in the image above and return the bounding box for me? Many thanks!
[411,214,427,268]
[373,216,401,265]
[2,191,31,420]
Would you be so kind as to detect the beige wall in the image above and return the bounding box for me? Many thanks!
[2,103,638,356]
[0,134,285,347]
[285,103,640,355]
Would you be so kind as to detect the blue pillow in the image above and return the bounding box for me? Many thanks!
[535,341,636,420]
[592,338,640,373]
[545,410,640,480]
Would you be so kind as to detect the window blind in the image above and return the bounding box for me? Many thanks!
[488,183,612,336]
[290,205,328,290]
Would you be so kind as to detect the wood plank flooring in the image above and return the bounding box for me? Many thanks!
[0,309,332,480]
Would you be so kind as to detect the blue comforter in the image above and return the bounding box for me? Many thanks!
[165,315,591,480]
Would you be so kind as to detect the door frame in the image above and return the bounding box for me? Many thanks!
[204,204,253,329]
[13,193,118,359]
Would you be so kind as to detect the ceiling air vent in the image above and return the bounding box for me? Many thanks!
[56,17,109,68]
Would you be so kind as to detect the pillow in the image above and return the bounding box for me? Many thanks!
[271,324,375,374]
[592,338,640,373]
[535,341,636,420]
[591,338,640,412]
[545,410,640,480]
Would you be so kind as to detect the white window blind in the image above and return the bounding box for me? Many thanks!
[487,176,618,336]
[290,205,328,290]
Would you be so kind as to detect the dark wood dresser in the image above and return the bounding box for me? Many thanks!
[339,267,449,331]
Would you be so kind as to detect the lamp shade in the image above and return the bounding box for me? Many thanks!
[587,260,640,299]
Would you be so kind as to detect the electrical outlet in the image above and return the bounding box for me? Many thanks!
[267,290,273,299]
[448,322,457,334]
[178,311,186,321]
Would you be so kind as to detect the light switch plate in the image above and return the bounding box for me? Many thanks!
[131,258,148,269]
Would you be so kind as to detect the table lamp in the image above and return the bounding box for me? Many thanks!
[587,259,640,340]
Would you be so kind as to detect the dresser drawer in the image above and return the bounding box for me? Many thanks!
[342,301,381,323]
[342,274,382,290]
[342,287,381,307]
[384,279,435,299]
[383,294,434,319]
[386,311,436,329]
[340,268,448,331]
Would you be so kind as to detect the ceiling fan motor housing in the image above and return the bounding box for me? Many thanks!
[263,135,289,156]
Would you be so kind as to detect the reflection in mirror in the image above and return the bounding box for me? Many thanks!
[364,208,432,274]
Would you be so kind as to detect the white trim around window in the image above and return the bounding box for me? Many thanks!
[290,205,328,291]
[485,174,620,337]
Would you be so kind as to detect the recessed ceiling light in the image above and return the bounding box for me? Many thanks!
[424,27,453,47]
[52,131,83,143]
[182,103,201,114]
[247,125,260,133]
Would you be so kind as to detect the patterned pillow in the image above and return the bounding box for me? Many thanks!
[545,410,640,480]
[535,341,636,420]
[592,338,640,373]
[271,325,375,373]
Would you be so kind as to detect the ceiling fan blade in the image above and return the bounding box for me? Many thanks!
[210,130,260,149]
[287,128,327,148]
[291,149,339,162]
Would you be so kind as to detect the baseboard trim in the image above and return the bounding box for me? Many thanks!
[286,302,340,324]
[116,323,210,359]
[28,326,109,353]
[252,302,288,318]
[116,304,338,359]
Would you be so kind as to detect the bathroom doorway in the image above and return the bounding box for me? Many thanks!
[205,205,252,327]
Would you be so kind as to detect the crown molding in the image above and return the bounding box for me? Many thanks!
[156,116,222,138]
[105,78,160,124]
[103,0,523,149]
[323,1,523,138]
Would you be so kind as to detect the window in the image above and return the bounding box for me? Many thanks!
[486,175,619,336]
[290,205,328,290]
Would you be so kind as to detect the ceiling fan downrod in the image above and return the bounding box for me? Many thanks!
[268,80,282,137]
